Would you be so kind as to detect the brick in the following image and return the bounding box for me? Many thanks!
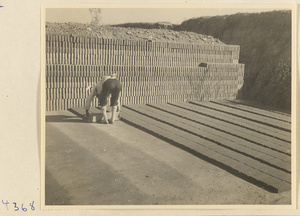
[45,34,244,111]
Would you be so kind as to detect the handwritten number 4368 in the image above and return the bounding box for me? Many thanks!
[2,200,35,211]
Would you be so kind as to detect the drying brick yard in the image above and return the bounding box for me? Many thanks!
[45,100,291,205]
[44,23,291,205]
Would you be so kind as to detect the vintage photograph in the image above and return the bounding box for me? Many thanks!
[42,5,294,207]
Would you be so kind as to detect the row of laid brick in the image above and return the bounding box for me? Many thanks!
[46,40,240,53]
[45,71,241,82]
[188,101,291,144]
[202,103,291,133]
[120,106,290,193]
[45,65,206,77]
[46,84,237,99]
[45,77,243,89]
[119,81,240,90]
[123,84,239,95]
[45,84,241,95]
[45,52,239,63]
[45,74,243,85]
[46,34,240,51]
[119,76,241,83]
[45,42,240,57]
[45,63,244,72]
[132,104,291,171]
[45,79,240,94]
[45,80,239,94]
[159,102,290,153]
[45,75,242,89]
[45,47,240,63]
[208,65,244,71]
[45,82,239,100]
[45,64,244,77]
[45,52,239,66]
[45,91,238,111]
[120,94,237,105]
[217,100,291,124]
[45,43,239,54]
[121,87,238,98]
[45,76,242,87]
[128,104,292,177]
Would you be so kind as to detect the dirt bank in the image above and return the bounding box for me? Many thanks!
[46,22,223,45]
[175,10,292,113]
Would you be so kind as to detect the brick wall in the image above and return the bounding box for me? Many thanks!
[45,34,244,111]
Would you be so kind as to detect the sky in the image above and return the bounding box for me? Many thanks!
[45,7,287,25]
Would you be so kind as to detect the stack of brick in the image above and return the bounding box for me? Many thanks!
[45,34,244,111]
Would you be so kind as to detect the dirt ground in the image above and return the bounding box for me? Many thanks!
[45,110,291,206]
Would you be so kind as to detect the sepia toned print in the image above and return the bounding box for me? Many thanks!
[42,5,296,209]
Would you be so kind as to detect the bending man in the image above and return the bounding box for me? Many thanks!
[85,73,122,124]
